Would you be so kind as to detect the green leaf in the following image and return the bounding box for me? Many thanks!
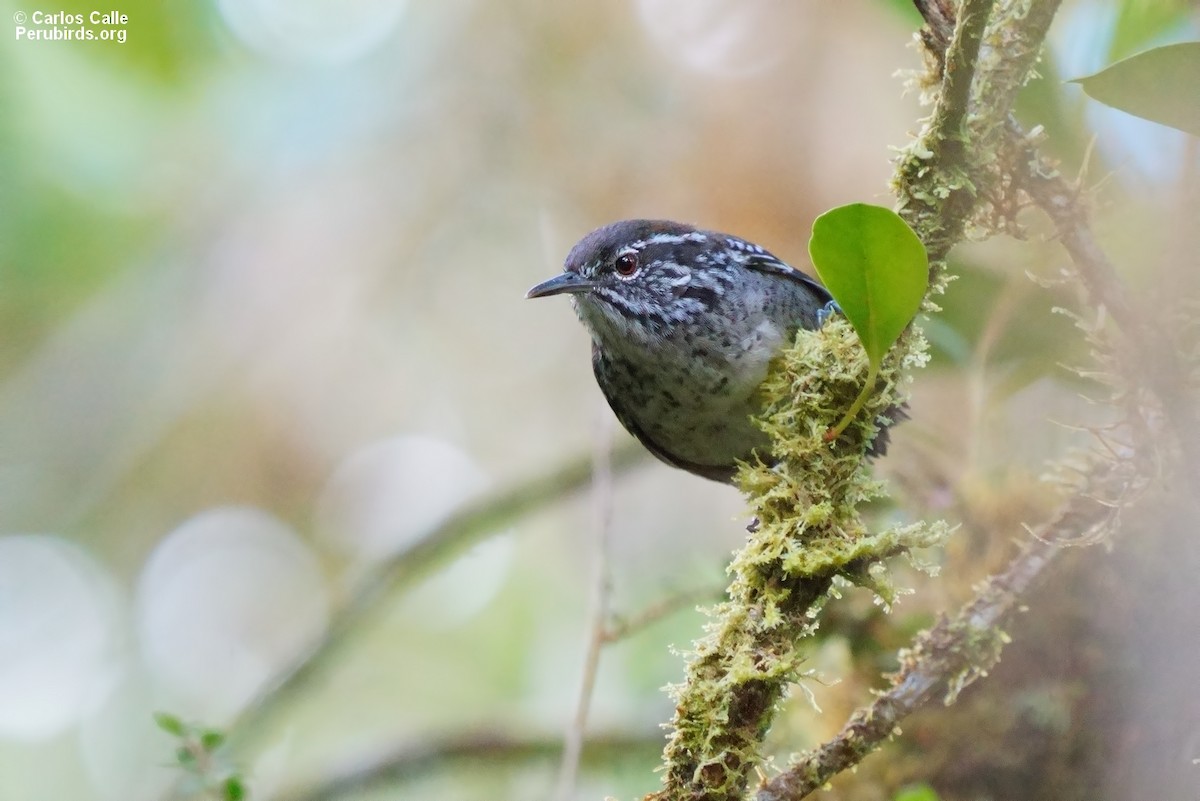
[807,203,928,441]
[808,203,929,365]
[153,712,187,738]
[1072,42,1200,136]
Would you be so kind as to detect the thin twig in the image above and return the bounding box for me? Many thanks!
[552,413,617,800]
[602,586,722,644]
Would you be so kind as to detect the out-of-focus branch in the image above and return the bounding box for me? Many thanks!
[1009,119,1200,474]
[189,442,648,791]
[276,729,662,801]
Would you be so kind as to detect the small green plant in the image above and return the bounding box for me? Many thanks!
[155,712,247,800]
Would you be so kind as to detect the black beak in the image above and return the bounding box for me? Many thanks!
[525,272,595,299]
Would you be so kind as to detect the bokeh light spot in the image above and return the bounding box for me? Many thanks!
[635,0,784,77]
[317,435,511,627]
[0,535,121,741]
[316,435,490,562]
[136,507,330,721]
[216,0,408,64]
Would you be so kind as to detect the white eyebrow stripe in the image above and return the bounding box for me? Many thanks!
[630,231,709,249]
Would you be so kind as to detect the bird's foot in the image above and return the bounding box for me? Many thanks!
[817,299,842,327]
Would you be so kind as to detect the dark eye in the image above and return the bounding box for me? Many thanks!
[614,252,639,277]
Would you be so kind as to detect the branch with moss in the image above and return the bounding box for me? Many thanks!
[895,0,996,268]
[744,0,1196,796]
[642,0,1090,798]
[643,315,951,801]
[756,171,1188,789]
[642,1,1007,798]
[754,447,1148,800]
[752,26,1200,801]
[894,0,1062,267]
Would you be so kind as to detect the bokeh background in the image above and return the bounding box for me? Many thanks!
[1,1,1198,800]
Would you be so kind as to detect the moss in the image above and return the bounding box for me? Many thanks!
[739,318,946,576]
[649,318,950,799]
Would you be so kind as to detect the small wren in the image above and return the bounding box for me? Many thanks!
[527,219,888,484]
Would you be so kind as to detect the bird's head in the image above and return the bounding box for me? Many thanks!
[526,220,730,342]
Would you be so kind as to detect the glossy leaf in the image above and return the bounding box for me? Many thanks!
[808,204,928,442]
[808,203,929,367]
[1072,42,1200,136]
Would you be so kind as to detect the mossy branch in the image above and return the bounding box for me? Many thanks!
[749,0,1198,797]
[895,0,996,269]
[644,0,1083,798]
[752,106,1198,801]
[895,0,1063,270]
[755,449,1148,800]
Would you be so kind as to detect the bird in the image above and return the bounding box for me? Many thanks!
[526,219,891,484]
